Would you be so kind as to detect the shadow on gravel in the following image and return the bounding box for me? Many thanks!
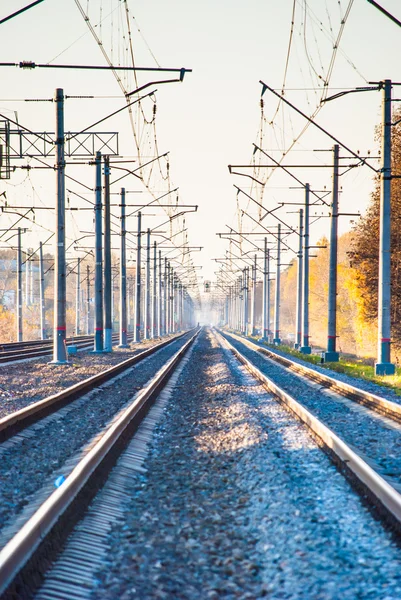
[92,328,401,600]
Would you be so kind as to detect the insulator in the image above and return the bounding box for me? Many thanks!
[19,61,36,69]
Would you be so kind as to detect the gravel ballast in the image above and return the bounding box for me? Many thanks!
[246,334,401,405]
[223,331,401,489]
[91,328,401,600]
[0,337,178,419]
[0,333,192,544]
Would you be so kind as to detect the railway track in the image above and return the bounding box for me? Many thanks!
[219,329,401,527]
[225,330,401,422]
[0,333,135,364]
[2,327,401,598]
[0,328,199,599]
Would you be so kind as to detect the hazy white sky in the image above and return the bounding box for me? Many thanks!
[1,0,401,287]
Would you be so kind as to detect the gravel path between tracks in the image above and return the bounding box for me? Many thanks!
[223,332,401,488]
[0,337,176,419]
[0,334,191,543]
[92,328,401,600]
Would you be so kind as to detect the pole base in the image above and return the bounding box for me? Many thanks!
[375,362,396,376]
[273,337,281,345]
[323,351,339,362]
[300,346,311,355]
[118,344,129,349]
[103,328,113,352]
[49,359,69,365]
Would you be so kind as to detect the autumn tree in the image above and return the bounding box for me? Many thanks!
[350,106,401,350]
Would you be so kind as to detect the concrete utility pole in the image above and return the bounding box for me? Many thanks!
[242,268,246,335]
[29,250,34,305]
[134,212,142,343]
[300,184,311,354]
[103,155,112,352]
[119,187,128,348]
[39,242,45,340]
[376,80,395,375]
[145,228,151,340]
[75,257,81,336]
[52,88,67,363]
[174,274,178,333]
[324,145,340,362]
[93,151,103,352]
[273,224,281,345]
[295,209,303,349]
[167,263,171,334]
[152,241,157,338]
[25,248,30,307]
[261,238,269,341]
[170,266,175,333]
[163,258,168,335]
[251,255,257,336]
[157,249,162,337]
[86,264,91,335]
[179,282,183,331]
[238,277,241,332]
[17,228,23,342]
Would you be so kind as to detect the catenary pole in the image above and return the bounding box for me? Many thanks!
[152,241,157,338]
[75,257,81,335]
[86,264,90,335]
[17,228,23,342]
[119,187,128,347]
[103,155,112,352]
[145,228,151,339]
[39,242,45,340]
[163,258,168,335]
[29,249,33,305]
[261,238,268,340]
[251,255,257,335]
[300,184,311,354]
[93,151,103,352]
[295,209,303,349]
[157,249,162,337]
[376,80,395,375]
[134,212,142,343]
[167,262,171,334]
[273,224,281,345]
[52,88,67,363]
[25,247,30,307]
[325,145,340,361]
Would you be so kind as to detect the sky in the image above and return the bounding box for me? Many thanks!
[1,0,401,299]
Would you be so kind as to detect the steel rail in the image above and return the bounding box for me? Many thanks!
[0,330,191,441]
[0,334,93,351]
[216,329,401,531]
[0,333,135,363]
[224,331,401,424]
[0,328,199,597]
